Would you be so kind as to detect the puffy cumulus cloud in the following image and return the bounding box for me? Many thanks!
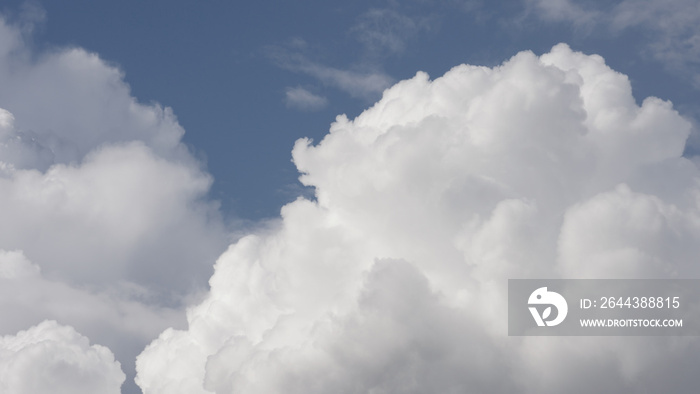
[136,43,700,393]
[0,250,183,384]
[0,320,125,394]
[0,19,189,169]
[0,13,228,393]
[0,14,228,302]
[0,139,225,295]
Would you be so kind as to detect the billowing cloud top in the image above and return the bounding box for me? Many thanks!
[136,44,700,393]
[0,20,188,169]
[0,14,229,393]
[0,320,125,394]
[0,16,228,300]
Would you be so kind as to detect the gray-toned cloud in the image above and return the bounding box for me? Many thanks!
[136,44,700,393]
[0,249,184,393]
[0,320,125,394]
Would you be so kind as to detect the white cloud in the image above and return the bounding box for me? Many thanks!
[0,14,229,392]
[0,140,226,296]
[0,32,189,168]
[284,87,328,111]
[136,44,700,393]
[0,14,229,302]
[0,320,125,394]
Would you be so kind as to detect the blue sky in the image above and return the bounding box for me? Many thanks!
[3,0,697,221]
[1,1,700,393]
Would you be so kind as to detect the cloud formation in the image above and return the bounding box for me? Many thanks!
[136,44,700,393]
[0,14,229,393]
[0,14,229,300]
[0,320,125,394]
[611,0,700,85]
[267,45,393,100]
[284,87,328,111]
[0,249,183,393]
[528,0,700,87]
[268,4,438,105]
